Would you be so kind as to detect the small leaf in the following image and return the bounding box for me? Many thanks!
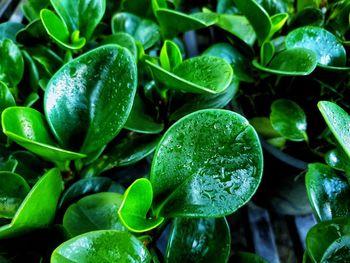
[118,178,164,232]
[51,230,151,263]
[151,109,263,217]
[253,48,317,76]
[270,99,308,141]
[0,168,63,239]
[112,12,160,49]
[306,163,350,221]
[325,148,350,172]
[260,41,275,66]
[318,101,350,160]
[0,172,30,219]
[0,39,24,87]
[1,107,86,162]
[44,45,137,154]
[270,13,289,36]
[165,217,231,263]
[285,26,346,67]
[63,192,126,237]
[146,56,233,94]
[160,40,182,72]
[249,117,280,139]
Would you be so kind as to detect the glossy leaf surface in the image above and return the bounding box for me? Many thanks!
[1,107,86,162]
[63,192,126,237]
[0,22,24,42]
[306,163,350,221]
[119,178,164,232]
[44,45,137,154]
[151,109,263,217]
[0,168,63,238]
[165,217,230,263]
[51,230,151,263]
[270,99,308,141]
[321,235,350,262]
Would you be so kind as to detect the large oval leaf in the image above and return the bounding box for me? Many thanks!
[285,26,346,67]
[151,109,263,217]
[44,45,137,154]
[165,217,230,263]
[63,192,126,237]
[0,168,63,239]
[306,163,350,221]
[318,101,350,159]
[51,230,151,263]
[146,56,233,94]
[1,107,86,162]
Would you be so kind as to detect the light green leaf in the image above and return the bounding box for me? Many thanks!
[160,40,182,72]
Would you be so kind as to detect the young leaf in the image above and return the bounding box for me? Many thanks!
[260,41,275,66]
[0,39,24,87]
[50,0,106,40]
[63,192,126,237]
[44,45,137,154]
[270,99,308,141]
[234,0,272,44]
[51,230,151,263]
[160,40,182,72]
[253,48,317,76]
[306,163,350,221]
[2,107,86,162]
[318,101,350,160]
[270,13,289,36]
[285,26,347,67]
[0,168,63,239]
[112,12,160,49]
[151,109,263,217]
[0,172,30,219]
[118,178,164,232]
[146,56,233,94]
[165,217,231,263]
[325,148,350,172]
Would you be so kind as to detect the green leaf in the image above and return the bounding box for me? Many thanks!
[101,33,137,59]
[63,192,126,237]
[260,41,275,66]
[256,0,290,15]
[51,230,151,262]
[203,43,254,82]
[0,39,24,87]
[151,109,263,217]
[170,80,239,120]
[112,12,160,49]
[306,217,350,262]
[325,148,350,172]
[253,48,317,76]
[0,168,63,239]
[0,22,24,42]
[297,0,320,12]
[155,10,217,38]
[0,172,30,219]
[270,13,289,36]
[22,51,40,92]
[216,14,257,46]
[321,235,350,262]
[292,7,324,28]
[50,0,106,40]
[1,107,86,162]
[270,99,308,141]
[0,81,15,113]
[44,45,137,154]
[285,26,347,67]
[160,40,182,72]
[122,0,153,18]
[16,19,49,46]
[306,163,350,222]
[59,177,124,208]
[234,0,272,44]
[318,101,350,160]
[235,252,269,263]
[21,0,50,21]
[249,117,280,139]
[165,217,231,263]
[118,178,164,232]
[146,56,233,94]
[40,9,86,50]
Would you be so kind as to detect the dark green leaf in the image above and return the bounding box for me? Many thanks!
[22,51,40,92]
[51,230,151,263]
[44,45,137,154]
[0,172,30,219]
[122,0,153,18]
[151,109,263,217]
[291,7,324,28]
[63,192,126,237]
[256,0,290,15]
[306,163,350,221]
[261,41,275,66]
[321,235,350,262]
[101,33,137,59]
[27,45,63,76]
[1,107,86,162]
[235,252,269,263]
[16,19,49,46]
[0,168,63,239]
[270,99,308,141]
[118,178,164,232]
[285,26,346,67]
[160,40,182,72]
[165,217,231,263]
[21,0,50,21]
[0,22,24,42]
